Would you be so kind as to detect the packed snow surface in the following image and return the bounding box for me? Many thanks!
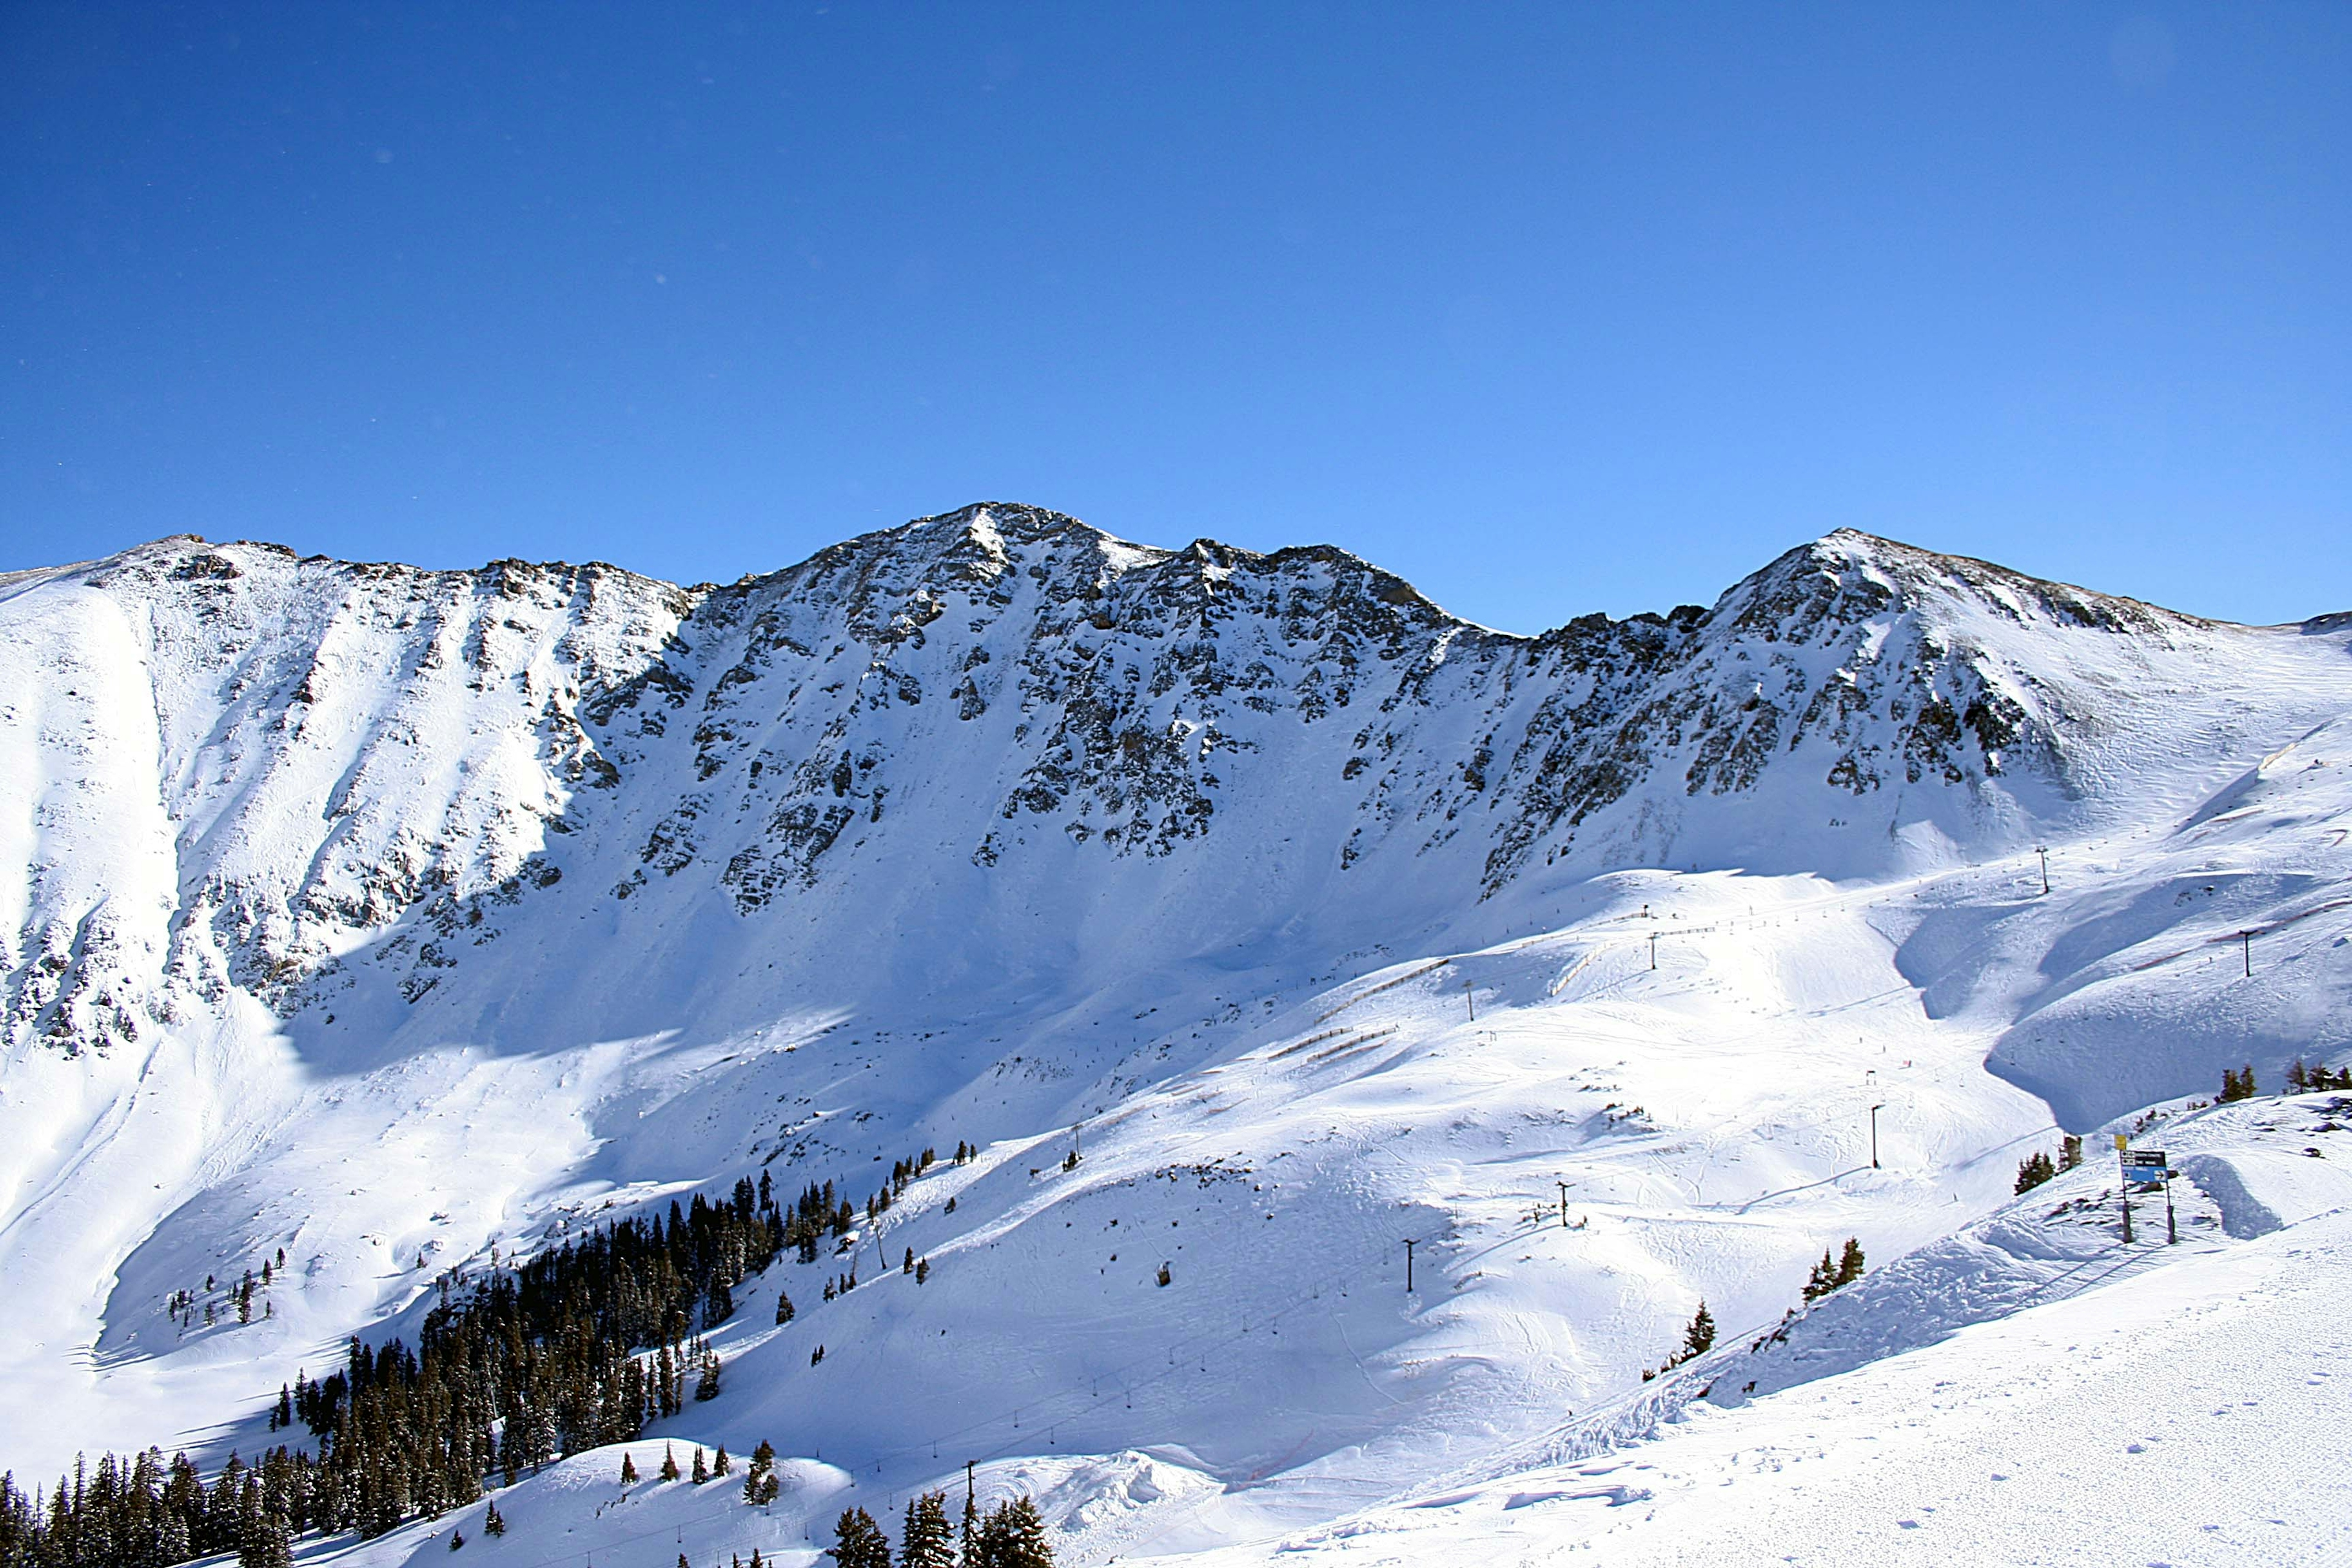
[1,506,2348,1564]
[1171,1099,2352,1568]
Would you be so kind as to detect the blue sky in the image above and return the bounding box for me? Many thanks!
[3,3,2345,631]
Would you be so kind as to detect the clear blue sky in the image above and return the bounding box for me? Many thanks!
[4,4,2345,631]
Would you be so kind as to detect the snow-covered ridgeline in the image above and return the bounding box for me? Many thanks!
[4,505,2335,1068]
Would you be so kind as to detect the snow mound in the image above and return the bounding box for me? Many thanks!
[2178,1146,2352,1238]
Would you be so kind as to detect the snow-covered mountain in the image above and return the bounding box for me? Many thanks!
[2,505,2348,1562]
[7,503,2331,1065]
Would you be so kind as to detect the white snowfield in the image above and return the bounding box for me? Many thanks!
[1166,1099,2352,1568]
[0,507,2348,1566]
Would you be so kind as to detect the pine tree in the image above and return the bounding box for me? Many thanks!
[827,1506,892,1568]
[2015,1151,2056,1194]
[1801,1248,1838,1303]
[620,1452,638,1486]
[1835,1237,1865,1288]
[776,1289,796,1325]
[2288,1059,2309,1092]
[1681,1302,1716,1362]
[916,1257,930,1284]
[2060,1134,2083,1170]
[744,1439,781,1506]
[974,1497,1053,1568]
[903,1490,955,1568]
[696,1348,723,1401]
[714,1444,732,1478]
[693,1448,709,1486]
[484,1501,505,1537]
[660,1446,681,1483]
[238,1512,293,1568]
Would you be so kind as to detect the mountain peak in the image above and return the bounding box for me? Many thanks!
[1715,527,2199,642]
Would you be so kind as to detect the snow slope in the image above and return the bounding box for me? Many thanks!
[242,1095,2352,1568]
[1,507,2348,1563]
[1170,1095,2352,1568]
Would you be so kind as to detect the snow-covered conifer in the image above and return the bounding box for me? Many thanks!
[827,1506,892,1568]
[902,1490,954,1568]
[1681,1302,1716,1360]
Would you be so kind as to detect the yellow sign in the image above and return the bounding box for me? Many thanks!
[2114,1134,2129,1150]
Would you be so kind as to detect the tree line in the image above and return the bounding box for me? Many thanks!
[821,1488,1052,1568]
[0,1149,950,1568]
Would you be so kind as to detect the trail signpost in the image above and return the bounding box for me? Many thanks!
[2122,1147,2176,1245]
[2115,1134,2133,1243]
[2116,1139,2177,1245]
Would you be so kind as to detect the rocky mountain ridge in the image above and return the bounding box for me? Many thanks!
[0,504,2304,1062]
